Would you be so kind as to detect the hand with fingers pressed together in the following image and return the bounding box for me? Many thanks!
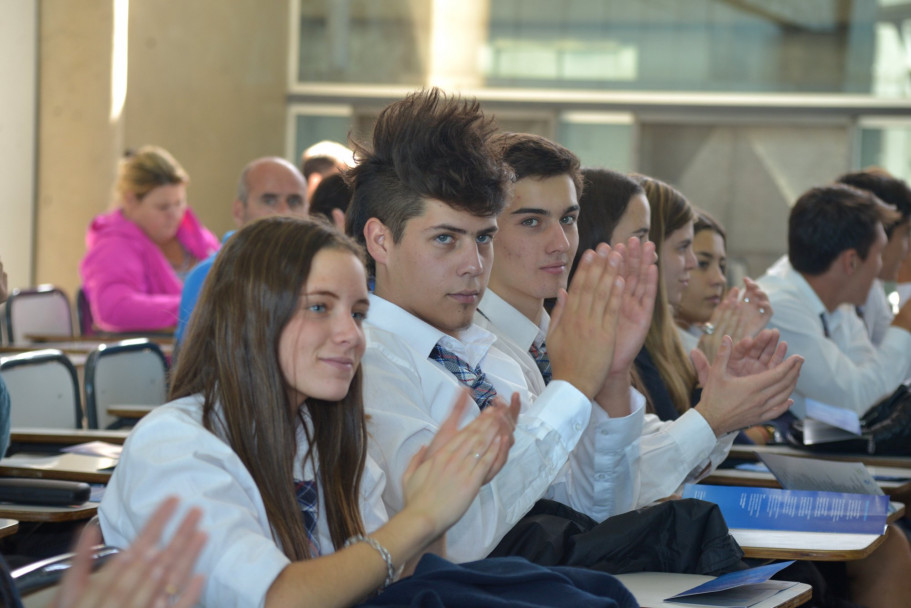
[51,496,206,608]
[691,328,804,437]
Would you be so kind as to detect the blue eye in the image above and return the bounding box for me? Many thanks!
[477,234,493,245]
[352,310,367,322]
[561,215,577,225]
[521,218,540,227]
[308,303,327,313]
[434,234,454,244]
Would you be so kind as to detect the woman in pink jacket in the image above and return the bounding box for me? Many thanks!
[80,146,219,333]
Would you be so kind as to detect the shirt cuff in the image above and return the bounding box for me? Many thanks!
[669,408,719,465]
[529,380,592,445]
[586,389,645,450]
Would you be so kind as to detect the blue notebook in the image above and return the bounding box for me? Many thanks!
[682,484,888,534]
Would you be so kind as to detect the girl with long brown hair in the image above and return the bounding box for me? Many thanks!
[98,216,510,607]
[574,169,801,444]
[635,176,779,430]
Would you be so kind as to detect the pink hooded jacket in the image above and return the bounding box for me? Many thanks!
[79,208,219,332]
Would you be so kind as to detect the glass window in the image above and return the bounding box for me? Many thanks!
[296,0,430,85]
[291,105,354,165]
[858,118,911,183]
[293,0,911,96]
[557,112,634,172]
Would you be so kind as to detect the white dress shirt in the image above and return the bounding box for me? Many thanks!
[362,294,644,563]
[758,257,911,417]
[99,395,388,608]
[676,325,701,354]
[475,290,727,506]
[859,278,893,346]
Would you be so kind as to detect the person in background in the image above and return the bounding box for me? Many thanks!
[758,184,911,419]
[673,210,778,444]
[574,169,799,449]
[79,146,219,333]
[301,140,355,202]
[175,156,307,342]
[309,173,351,231]
[835,169,911,345]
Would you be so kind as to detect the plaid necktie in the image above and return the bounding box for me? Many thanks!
[429,343,498,410]
[294,479,321,556]
[528,340,552,384]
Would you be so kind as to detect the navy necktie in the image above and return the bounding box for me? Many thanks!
[429,343,498,410]
[528,340,552,384]
[294,479,321,556]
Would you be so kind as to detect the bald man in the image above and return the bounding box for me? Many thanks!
[176,157,307,342]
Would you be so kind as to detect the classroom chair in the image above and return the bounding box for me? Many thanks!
[0,350,84,429]
[10,544,119,606]
[75,287,94,337]
[83,339,168,430]
[4,287,73,345]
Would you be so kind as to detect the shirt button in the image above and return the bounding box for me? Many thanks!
[573,423,582,431]
[595,473,607,481]
[600,429,610,436]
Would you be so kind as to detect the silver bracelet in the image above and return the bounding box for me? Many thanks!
[345,534,396,591]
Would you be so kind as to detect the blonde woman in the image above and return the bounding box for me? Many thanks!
[80,146,218,332]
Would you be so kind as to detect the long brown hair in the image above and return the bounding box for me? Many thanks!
[634,175,697,416]
[171,216,367,559]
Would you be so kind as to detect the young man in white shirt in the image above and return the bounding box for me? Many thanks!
[346,89,644,563]
[755,183,911,608]
[758,184,911,418]
[478,133,801,505]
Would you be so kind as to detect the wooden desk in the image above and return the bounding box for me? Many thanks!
[10,427,130,447]
[23,335,175,359]
[106,405,154,420]
[26,333,175,346]
[0,518,19,538]
[2,340,173,359]
[704,467,911,498]
[1,342,105,356]
[615,572,812,608]
[729,444,911,470]
[0,502,98,523]
[0,453,116,484]
[733,529,885,561]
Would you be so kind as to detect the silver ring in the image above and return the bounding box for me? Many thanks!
[743,296,751,304]
[473,452,481,460]
[702,323,715,335]
[759,307,766,315]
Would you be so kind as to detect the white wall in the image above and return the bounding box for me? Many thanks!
[0,0,38,289]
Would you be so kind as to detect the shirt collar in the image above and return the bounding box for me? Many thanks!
[366,294,496,366]
[777,258,846,331]
[477,289,548,351]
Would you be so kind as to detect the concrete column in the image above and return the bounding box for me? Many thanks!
[36,0,124,299]
[0,0,38,291]
[124,0,288,239]
[429,0,489,89]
